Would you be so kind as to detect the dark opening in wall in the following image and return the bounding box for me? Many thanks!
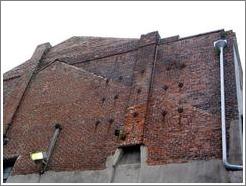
[178,107,183,113]
[118,76,123,81]
[3,157,17,183]
[132,112,139,118]
[118,145,141,165]
[178,63,186,70]
[108,118,114,124]
[162,85,168,91]
[137,88,142,94]
[94,120,100,132]
[178,82,183,88]
[106,79,109,85]
[162,110,167,120]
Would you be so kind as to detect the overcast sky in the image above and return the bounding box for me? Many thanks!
[1,1,245,73]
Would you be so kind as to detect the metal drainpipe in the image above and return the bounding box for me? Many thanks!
[214,39,243,171]
[41,124,62,173]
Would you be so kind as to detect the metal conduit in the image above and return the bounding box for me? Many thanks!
[214,39,243,171]
[42,124,62,173]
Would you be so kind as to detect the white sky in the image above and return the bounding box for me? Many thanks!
[1,1,245,73]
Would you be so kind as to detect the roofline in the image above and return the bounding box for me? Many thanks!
[3,29,231,80]
[178,29,224,40]
[159,29,225,45]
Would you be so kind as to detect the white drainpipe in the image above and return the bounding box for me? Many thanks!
[214,39,243,170]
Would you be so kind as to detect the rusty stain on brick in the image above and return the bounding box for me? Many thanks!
[121,104,146,146]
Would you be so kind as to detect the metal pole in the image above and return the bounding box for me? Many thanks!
[42,124,62,173]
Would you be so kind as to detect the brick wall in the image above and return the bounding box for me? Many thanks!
[3,30,240,175]
[4,61,131,174]
[144,31,239,165]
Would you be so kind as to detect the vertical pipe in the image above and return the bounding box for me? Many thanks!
[42,124,62,173]
[220,46,227,165]
[214,39,243,171]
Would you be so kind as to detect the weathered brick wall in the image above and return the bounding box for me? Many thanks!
[144,31,239,165]
[121,32,160,146]
[3,43,51,135]
[74,51,137,87]
[41,37,139,68]
[3,59,33,80]
[4,61,131,174]
[3,77,21,106]
[223,31,239,122]
[3,30,240,175]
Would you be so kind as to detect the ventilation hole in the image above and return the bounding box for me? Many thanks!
[114,129,120,136]
[141,69,145,74]
[178,82,183,88]
[178,107,183,113]
[106,79,109,84]
[108,118,114,124]
[162,85,168,91]
[132,112,139,118]
[137,88,141,94]
[95,120,100,126]
[162,110,167,117]
[102,97,106,103]
[54,123,62,129]
[94,121,100,132]
[179,63,186,69]
[118,76,123,81]
[114,95,119,100]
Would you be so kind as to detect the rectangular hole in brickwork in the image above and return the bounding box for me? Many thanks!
[118,145,140,165]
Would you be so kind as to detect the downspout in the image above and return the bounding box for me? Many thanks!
[214,39,243,171]
[41,124,62,173]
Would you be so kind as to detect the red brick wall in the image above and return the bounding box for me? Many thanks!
[144,31,239,165]
[3,30,240,175]
[4,61,131,174]
[3,77,21,106]
[74,51,137,87]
